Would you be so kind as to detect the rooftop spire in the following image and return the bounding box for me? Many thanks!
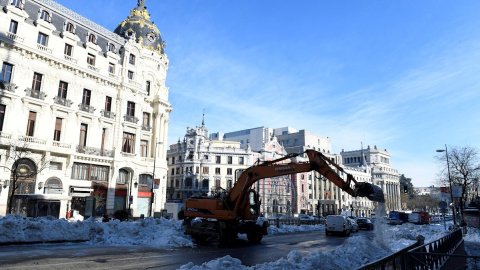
[202,109,205,126]
[359,142,368,167]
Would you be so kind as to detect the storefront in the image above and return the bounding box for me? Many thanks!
[11,194,70,218]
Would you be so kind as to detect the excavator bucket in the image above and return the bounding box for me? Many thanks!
[354,182,385,203]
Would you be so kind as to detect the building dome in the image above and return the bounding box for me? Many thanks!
[114,0,165,54]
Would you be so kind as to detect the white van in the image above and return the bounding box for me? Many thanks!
[326,215,353,236]
[408,213,421,224]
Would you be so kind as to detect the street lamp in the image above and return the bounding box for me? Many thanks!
[436,145,456,226]
[151,140,163,217]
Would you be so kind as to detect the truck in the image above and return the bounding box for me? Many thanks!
[183,149,385,244]
[388,211,409,224]
[412,211,431,224]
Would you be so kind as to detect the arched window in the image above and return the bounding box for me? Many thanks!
[66,23,74,33]
[139,174,152,186]
[118,169,130,184]
[40,10,50,22]
[88,34,96,44]
[108,43,115,53]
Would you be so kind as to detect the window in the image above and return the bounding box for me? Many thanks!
[139,174,152,186]
[53,117,62,141]
[127,101,135,116]
[127,70,134,80]
[64,44,73,56]
[171,157,175,165]
[0,104,5,132]
[227,168,232,175]
[216,156,221,164]
[66,23,74,33]
[101,128,106,152]
[37,32,48,46]
[227,180,232,189]
[26,111,36,136]
[79,123,87,147]
[105,96,112,112]
[140,140,148,157]
[170,168,174,175]
[142,112,150,126]
[88,34,96,44]
[87,53,95,65]
[32,72,42,92]
[12,0,22,8]
[239,157,244,165]
[118,169,129,184]
[71,163,109,181]
[203,167,209,174]
[122,132,135,153]
[227,156,232,164]
[108,43,115,53]
[108,63,115,74]
[9,20,18,34]
[215,168,220,175]
[146,81,151,95]
[82,89,91,105]
[0,63,13,83]
[58,81,68,98]
[202,179,209,189]
[40,10,50,22]
[129,54,136,65]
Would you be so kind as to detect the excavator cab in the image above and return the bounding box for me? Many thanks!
[248,189,261,216]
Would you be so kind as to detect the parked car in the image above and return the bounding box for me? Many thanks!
[348,218,359,232]
[299,214,315,224]
[356,218,374,230]
[326,215,353,236]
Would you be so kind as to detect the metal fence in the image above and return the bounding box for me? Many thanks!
[358,228,480,270]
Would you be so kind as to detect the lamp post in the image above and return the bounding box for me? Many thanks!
[151,140,163,217]
[436,145,456,226]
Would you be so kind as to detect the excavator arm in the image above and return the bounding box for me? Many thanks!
[226,149,385,217]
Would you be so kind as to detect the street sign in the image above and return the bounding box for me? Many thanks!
[129,195,133,204]
[452,186,462,198]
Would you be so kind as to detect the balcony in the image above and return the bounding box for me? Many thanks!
[78,103,95,114]
[52,141,71,149]
[64,54,77,64]
[0,131,12,139]
[0,81,17,93]
[25,88,46,100]
[100,109,115,119]
[18,135,46,145]
[124,114,139,124]
[141,125,152,131]
[6,32,24,43]
[76,145,113,157]
[87,64,99,72]
[37,44,52,54]
[53,96,73,107]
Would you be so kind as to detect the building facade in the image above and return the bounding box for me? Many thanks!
[341,145,401,211]
[0,0,171,218]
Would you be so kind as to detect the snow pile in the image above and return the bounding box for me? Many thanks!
[180,221,470,270]
[0,215,194,248]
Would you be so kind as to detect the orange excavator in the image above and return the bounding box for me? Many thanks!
[183,149,385,243]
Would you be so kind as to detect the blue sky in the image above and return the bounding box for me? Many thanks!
[56,0,480,187]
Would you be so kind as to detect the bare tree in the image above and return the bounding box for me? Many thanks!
[0,142,48,214]
[436,145,480,217]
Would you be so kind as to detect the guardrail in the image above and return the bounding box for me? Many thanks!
[267,218,326,227]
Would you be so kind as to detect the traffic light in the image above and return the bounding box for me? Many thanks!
[403,186,408,193]
[350,204,353,211]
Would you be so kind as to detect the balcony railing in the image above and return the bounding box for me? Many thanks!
[0,81,17,93]
[100,109,115,119]
[37,43,52,54]
[141,125,152,131]
[128,79,141,88]
[78,103,95,114]
[64,54,77,64]
[76,145,113,157]
[7,32,24,43]
[124,114,139,124]
[18,135,46,145]
[87,64,99,72]
[25,88,46,100]
[53,96,73,107]
[0,131,12,139]
[52,141,71,149]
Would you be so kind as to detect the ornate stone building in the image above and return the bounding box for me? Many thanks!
[0,0,171,218]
